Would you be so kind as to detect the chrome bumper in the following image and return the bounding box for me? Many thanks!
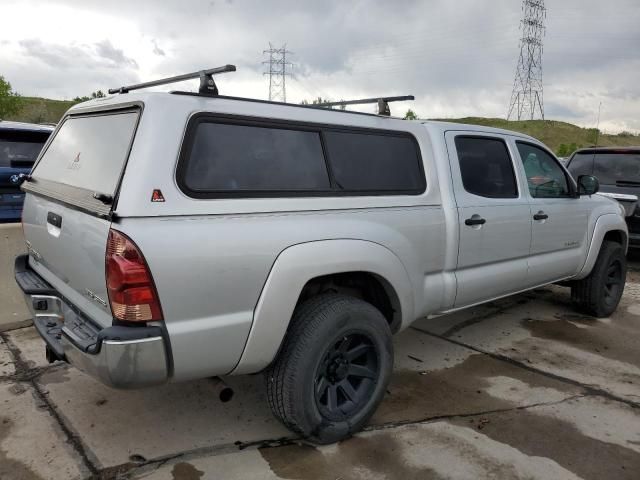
[62,330,168,389]
[15,255,169,389]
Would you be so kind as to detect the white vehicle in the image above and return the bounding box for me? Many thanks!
[15,67,628,443]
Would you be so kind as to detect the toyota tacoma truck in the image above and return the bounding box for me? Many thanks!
[14,67,628,443]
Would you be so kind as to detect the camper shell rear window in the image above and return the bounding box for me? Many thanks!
[32,109,140,196]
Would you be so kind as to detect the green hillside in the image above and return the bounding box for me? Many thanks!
[436,117,639,156]
[5,97,638,157]
[4,96,78,125]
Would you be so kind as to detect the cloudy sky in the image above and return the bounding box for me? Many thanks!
[1,0,639,132]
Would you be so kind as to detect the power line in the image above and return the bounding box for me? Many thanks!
[507,0,546,120]
[263,43,293,102]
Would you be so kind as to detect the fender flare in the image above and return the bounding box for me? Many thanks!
[574,213,628,280]
[231,239,414,375]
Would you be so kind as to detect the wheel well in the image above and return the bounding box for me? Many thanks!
[603,230,626,247]
[297,272,402,333]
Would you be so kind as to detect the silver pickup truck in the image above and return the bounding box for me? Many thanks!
[14,70,628,443]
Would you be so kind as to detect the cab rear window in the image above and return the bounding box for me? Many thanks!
[32,110,139,195]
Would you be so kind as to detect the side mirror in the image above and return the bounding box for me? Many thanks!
[577,175,599,196]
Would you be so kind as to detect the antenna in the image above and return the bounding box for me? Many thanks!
[311,96,414,117]
[107,65,236,95]
[263,43,293,102]
[507,0,546,120]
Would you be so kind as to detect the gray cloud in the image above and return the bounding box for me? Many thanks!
[2,0,639,132]
[152,39,165,56]
[18,39,93,69]
[95,40,138,68]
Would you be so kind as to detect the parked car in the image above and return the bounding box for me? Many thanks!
[14,69,628,444]
[567,147,640,247]
[0,121,53,221]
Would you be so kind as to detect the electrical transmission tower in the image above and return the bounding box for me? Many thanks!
[507,0,546,120]
[263,43,293,102]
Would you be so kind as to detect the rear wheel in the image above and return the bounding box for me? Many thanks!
[571,240,626,317]
[265,294,393,444]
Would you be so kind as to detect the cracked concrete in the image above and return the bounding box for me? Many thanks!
[1,247,640,479]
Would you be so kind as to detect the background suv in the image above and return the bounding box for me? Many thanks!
[567,147,640,247]
[0,120,53,222]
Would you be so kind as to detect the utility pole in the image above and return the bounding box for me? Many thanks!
[594,101,602,147]
[263,43,293,102]
[507,0,546,120]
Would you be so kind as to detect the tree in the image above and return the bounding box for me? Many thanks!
[301,97,330,105]
[300,97,346,110]
[0,75,22,118]
[73,90,106,102]
[404,109,418,120]
[556,144,569,157]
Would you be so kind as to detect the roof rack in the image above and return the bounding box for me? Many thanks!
[108,65,236,95]
[312,95,414,116]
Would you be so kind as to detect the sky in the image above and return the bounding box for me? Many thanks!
[1,0,639,133]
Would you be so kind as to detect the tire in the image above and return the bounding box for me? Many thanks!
[265,294,393,444]
[571,240,627,317]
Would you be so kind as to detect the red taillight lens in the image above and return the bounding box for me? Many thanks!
[105,229,163,322]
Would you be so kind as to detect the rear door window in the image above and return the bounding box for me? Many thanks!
[455,136,518,198]
[32,110,139,195]
[181,121,330,194]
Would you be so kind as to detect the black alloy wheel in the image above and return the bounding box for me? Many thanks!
[314,332,379,420]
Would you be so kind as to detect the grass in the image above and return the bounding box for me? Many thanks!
[4,96,79,125]
[4,97,638,156]
[434,117,639,155]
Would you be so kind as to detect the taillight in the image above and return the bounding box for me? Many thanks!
[105,229,163,322]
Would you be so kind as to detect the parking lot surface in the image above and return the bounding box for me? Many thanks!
[1,257,639,479]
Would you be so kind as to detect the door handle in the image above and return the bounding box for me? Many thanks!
[533,211,548,221]
[465,216,486,226]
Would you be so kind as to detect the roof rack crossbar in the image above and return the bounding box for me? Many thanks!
[312,95,414,116]
[108,65,237,95]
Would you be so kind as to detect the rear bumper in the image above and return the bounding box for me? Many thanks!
[14,254,169,388]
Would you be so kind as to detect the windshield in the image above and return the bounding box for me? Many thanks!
[32,110,139,194]
[569,152,640,185]
[0,130,50,168]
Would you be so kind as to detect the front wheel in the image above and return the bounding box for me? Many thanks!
[571,240,627,317]
[265,294,393,444]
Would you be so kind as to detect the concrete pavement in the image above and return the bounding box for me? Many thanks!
[0,243,639,478]
[0,224,30,332]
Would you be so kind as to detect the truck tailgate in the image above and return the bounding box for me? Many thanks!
[22,194,114,328]
[19,107,140,328]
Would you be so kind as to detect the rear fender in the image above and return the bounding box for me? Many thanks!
[231,239,414,375]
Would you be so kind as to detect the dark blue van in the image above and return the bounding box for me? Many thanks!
[0,121,53,222]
